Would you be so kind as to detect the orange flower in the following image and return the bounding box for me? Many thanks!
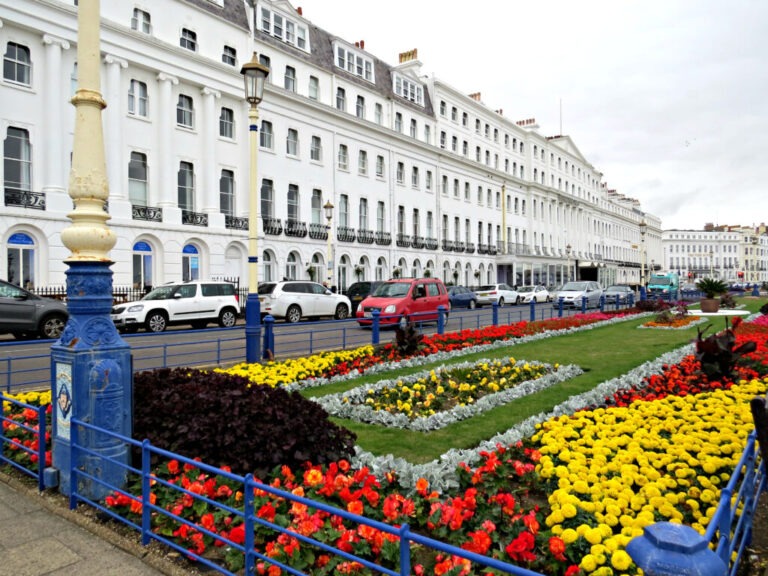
[347,500,363,515]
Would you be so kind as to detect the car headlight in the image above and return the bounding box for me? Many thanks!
[127,304,144,312]
[384,305,396,313]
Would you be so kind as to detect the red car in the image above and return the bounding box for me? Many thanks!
[355,278,450,326]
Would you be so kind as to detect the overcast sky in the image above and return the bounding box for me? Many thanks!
[294,0,767,231]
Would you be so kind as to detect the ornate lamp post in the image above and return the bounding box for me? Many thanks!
[240,53,269,363]
[565,244,572,282]
[323,200,334,288]
[639,219,648,286]
[51,0,132,498]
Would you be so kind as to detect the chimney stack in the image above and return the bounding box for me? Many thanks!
[468,92,482,102]
[398,48,418,63]
[297,6,302,15]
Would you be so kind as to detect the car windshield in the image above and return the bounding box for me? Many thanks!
[517,286,533,293]
[561,282,588,291]
[650,277,671,285]
[477,285,496,291]
[142,286,178,300]
[372,283,410,297]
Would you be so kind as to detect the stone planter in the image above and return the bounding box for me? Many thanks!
[699,298,720,313]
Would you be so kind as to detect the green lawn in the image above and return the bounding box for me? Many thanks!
[305,297,766,464]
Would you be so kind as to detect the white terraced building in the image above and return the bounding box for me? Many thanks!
[1,0,661,293]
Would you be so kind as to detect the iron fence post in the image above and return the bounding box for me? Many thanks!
[372,310,380,345]
[492,301,498,326]
[263,315,275,359]
[437,305,446,334]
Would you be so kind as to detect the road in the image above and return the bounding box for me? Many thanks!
[0,301,578,392]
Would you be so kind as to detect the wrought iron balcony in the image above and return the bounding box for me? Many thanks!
[477,243,489,254]
[284,219,308,238]
[224,215,248,230]
[308,223,328,240]
[133,204,163,222]
[375,231,392,246]
[4,188,46,210]
[454,241,465,253]
[262,217,283,235]
[337,226,356,242]
[357,229,375,244]
[425,237,438,250]
[412,235,425,249]
[488,245,498,256]
[465,242,475,254]
[441,239,454,251]
[182,210,208,227]
[396,233,411,248]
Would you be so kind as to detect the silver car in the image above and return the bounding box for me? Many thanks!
[0,279,69,339]
[556,281,604,309]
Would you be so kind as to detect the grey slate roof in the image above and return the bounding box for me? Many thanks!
[183,0,250,30]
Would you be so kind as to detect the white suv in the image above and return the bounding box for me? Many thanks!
[111,281,240,333]
[258,281,351,323]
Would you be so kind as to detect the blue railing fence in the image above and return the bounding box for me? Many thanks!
[0,394,47,491]
[68,417,544,576]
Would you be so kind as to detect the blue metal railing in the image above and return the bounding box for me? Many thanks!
[68,417,545,576]
[0,395,47,491]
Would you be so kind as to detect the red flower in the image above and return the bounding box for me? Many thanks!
[549,536,567,562]
[505,531,537,563]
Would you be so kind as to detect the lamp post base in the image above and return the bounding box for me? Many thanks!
[245,292,262,363]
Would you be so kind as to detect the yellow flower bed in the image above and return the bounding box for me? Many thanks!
[532,376,768,575]
[217,346,374,388]
[2,389,52,411]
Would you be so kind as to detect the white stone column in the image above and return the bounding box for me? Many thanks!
[42,34,70,196]
[201,87,223,227]
[103,55,127,202]
[156,72,178,209]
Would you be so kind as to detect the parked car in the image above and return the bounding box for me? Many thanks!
[111,280,240,333]
[474,283,519,307]
[516,285,552,304]
[603,284,634,304]
[555,281,604,309]
[680,283,699,293]
[448,285,478,309]
[356,277,450,326]
[0,279,69,339]
[346,281,383,315]
[258,281,351,323]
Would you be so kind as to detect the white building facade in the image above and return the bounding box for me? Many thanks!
[2,0,657,293]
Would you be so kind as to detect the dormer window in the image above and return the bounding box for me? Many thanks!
[334,42,374,82]
[393,74,424,106]
[259,6,309,52]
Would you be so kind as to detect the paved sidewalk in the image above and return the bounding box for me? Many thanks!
[0,473,188,576]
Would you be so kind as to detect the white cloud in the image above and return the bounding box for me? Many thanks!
[295,0,768,229]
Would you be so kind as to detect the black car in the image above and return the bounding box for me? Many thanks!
[346,281,383,315]
[0,279,69,339]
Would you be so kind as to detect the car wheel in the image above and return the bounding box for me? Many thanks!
[516,296,522,305]
[334,303,349,320]
[146,311,168,333]
[285,304,302,323]
[498,298,505,308]
[468,299,476,310]
[40,313,67,339]
[218,307,237,328]
[191,321,208,330]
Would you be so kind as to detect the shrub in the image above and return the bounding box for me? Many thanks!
[635,298,668,313]
[133,368,357,476]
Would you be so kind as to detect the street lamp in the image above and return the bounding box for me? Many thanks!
[323,200,334,288]
[639,219,648,287]
[241,52,270,363]
[565,244,572,282]
[709,249,714,277]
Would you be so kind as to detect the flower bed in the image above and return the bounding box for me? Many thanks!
[314,357,583,431]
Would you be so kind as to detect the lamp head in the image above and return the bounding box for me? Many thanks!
[241,52,270,105]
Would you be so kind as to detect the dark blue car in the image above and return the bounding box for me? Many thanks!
[448,285,478,309]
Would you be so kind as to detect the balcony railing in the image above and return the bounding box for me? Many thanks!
[284,219,308,238]
[262,217,283,235]
[465,242,475,254]
[308,223,328,240]
[488,245,498,256]
[181,210,208,227]
[337,226,356,242]
[477,243,489,254]
[133,204,163,222]
[396,233,411,248]
[441,239,454,251]
[425,237,438,250]
[224,215,248,230]
[357,229,375,244]
[4,188,46,210]
[454,241,465,253]
[375,231,391,246]
[412,235,425,249]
